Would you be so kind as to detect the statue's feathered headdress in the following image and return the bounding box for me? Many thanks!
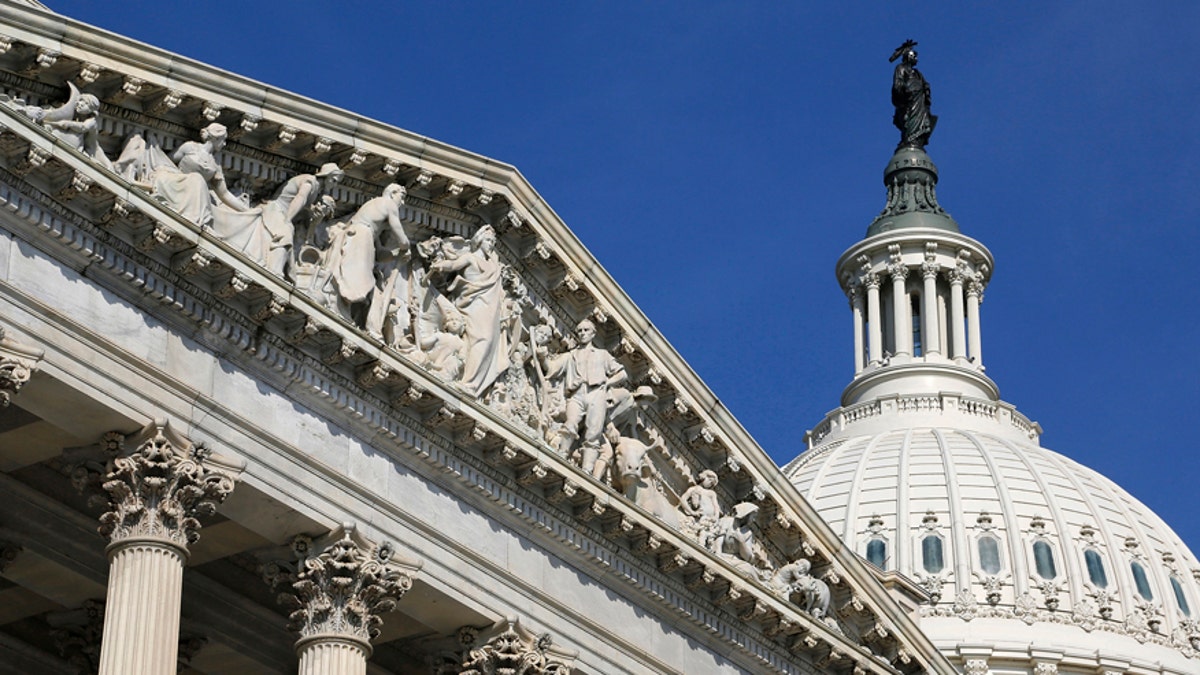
[889,39,918,63]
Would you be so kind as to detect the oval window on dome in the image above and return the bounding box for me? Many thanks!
[922,535,944,574]
[1084,549,1108,588]
[978,536,1001,574]
[1131,561,1153,601]
[1171,575,1192,617]
[866,538,887,570]
[1033,541,1057,580]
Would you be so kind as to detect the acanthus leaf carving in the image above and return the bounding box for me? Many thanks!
[0,325,42,407]
[97,420,242,548]
[266,525,420,643]
[446,617,575,675]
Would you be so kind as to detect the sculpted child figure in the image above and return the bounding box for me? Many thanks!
[679,469,722,535]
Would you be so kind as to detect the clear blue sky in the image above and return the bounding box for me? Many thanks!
[44,2,1200,553]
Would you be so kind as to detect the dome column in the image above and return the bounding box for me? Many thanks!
[850,284,866,373]
[967,276,984,367]
[921,251,941,356]
[947,267,968,364]
[864,272,883,365]
[889,253,911,358]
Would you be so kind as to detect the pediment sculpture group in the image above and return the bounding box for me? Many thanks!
[11,84,830,622]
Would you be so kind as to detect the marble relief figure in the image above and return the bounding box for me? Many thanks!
[40,83,112,170]
[426,225,510,397]
[261,162,344,278]
[609,424,680,527]
[771,558,831,619]
[325,183,411,331]
[116,123,253,230]
[7,95,829,602]
[541,319,627,478]
[8,82,112,169]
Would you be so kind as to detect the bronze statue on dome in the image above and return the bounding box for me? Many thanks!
[890,39,937,150]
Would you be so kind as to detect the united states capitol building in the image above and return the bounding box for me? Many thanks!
[0,2,1195,674]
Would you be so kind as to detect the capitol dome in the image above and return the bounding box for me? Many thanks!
[785,405,1200,673]
[782,124,1200,672]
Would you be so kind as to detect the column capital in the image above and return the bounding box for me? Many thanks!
[921,260,940,280]
[887,261,909,281]
[861,271,881,291]
[0,325,43,407]
[967,274,986,300]
[436,617,577,675]
[98,420,243,551]
[267,524,421,648]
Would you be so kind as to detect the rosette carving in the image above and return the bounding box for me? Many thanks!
[98,421,242,548]
[267,525,421,643]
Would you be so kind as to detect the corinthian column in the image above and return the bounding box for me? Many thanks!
[888,256,911,357]
[95,421,242,675]
[849,284,865,374]
[864,273,883,365]
[265,525,421,675]
[966,275,985,367]
[921,254,941,356]
[0,324,42,407]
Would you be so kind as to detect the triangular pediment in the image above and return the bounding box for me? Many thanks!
[0,5,950,673]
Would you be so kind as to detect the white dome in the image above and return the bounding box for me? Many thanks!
[785,396,1200,673]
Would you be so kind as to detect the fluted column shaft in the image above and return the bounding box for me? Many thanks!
[865,277,883,364]
[922,268,940,356]
[98,540,186,675]
[297,636,370,675]
[949,275,967,362]
[851,287,865,373]
[967,280,983,366]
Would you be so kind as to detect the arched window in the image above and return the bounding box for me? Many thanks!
[1084,549,1108,588]
[978,536,1001,575]
[1131,561,1153,601]
[922,535,944,574]
[1171,576,1192,617]
[866,538,887,569]
[1033,541,1057,580]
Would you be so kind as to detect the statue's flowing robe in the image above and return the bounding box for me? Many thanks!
[892,63,937,148]
[446,251,508,397]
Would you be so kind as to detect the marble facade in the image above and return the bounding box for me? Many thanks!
[0,3,947,675]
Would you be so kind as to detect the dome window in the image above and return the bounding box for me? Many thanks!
[1131,561,1153,601]
[1032,541,1057,580]
[1170,575,1190,616]
[922,535,944,574]
[1084,549,1108,588]
[978,536,1002,575]
[866,538,887,570]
